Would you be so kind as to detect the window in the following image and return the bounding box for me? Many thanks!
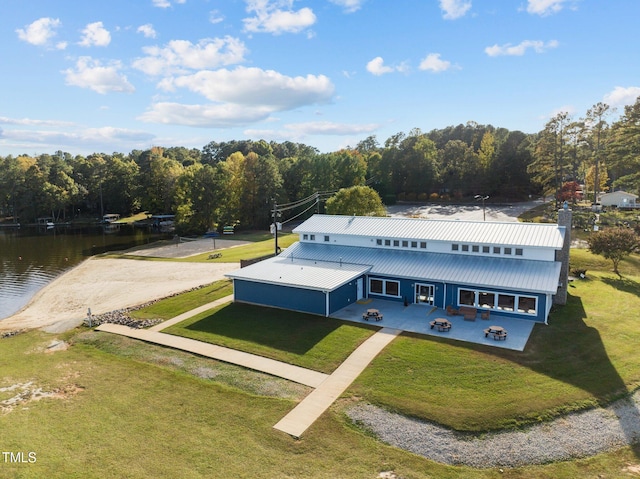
[459,289,475,306]
[462,244,469,252]
[385,281,399,296]
[376,239,382,245]
[402,240,408,247]
[515,248,523,256]
[497,294,515,311]
[310,234,315,241]
[493,246,501,254]
[324,235,330,242]
[420,242,427,249]
[482,246,490,253]
[369,278,400,297]
[479,291,495,308]
[393,240,400,247]
[370,279,383,294]
[517,296,536,314]
[303,234,308,240]
[411,241,418,248]
[504,247,512,255]
[385,239,391,246]
[472,245,479,253]
[452,244,459,251]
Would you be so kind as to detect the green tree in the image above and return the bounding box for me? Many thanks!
[584,102,611,204]
[607,96,640,193]
[587,227,639,275]
[325,186,386,216]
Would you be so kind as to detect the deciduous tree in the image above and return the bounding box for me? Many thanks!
[587,227,638,275]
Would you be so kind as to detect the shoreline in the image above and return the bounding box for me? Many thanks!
[0,257,239,333]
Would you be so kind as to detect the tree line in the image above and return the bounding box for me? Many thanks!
[1,96,638,234]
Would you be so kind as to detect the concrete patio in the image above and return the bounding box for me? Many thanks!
[331,299,539,351]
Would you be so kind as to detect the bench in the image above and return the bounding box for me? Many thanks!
[446,305,460,316]
[459,306,477,321]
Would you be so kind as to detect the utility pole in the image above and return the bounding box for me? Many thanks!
[475,195,489,221]
[272,198,279,256]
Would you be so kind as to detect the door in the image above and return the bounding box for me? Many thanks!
[415,283,434,306]
[356,278,364,300]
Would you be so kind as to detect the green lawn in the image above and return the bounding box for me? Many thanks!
[163,302,377,374]
[4,248,640,477]
[105,234,298,263]
[130,279,233,320]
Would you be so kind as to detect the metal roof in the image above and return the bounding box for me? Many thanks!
[279,242,561,294]
[293,214,565,249]
[226,255,370,291]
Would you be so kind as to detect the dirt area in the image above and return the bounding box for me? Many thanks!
[0,257,239,333]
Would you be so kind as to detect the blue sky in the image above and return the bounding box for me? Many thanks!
[1,0,639,156]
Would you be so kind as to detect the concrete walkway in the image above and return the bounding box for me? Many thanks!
[147,294,234,331]
[97,296,403,437]
[96,323,329,388]
[273,327,402,438]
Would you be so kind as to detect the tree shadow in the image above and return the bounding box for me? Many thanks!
[183,302,363,355]
[491,290,640,457]
[601,276,640,296]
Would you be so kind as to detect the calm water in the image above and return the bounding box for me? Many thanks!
[0,225,170,320]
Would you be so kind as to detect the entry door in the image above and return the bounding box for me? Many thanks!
[356,278,364,300]
[415,284,434,306]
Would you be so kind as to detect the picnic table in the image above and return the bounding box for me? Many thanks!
[429,318,451,332]
[484,325,507,340]
[362,309,383,321]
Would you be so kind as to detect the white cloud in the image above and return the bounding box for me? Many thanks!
[137,24,157,38]
[485,39,558,56]
[16,17,62,47]
[419,53,452,72]
[243,0,316,34]
[138,102,273,127]
[0,126,154,151]
[162,66,335,109]
[328,0,365,13]
[439,0,472,20]
[366,57,394,76]
[132,37,247,76]
[79,22,111,47]
[281,121,379,135]
[603,86,640,108]
[63,57,135,94]
[526,0,572,16]
[0,116,75,127]
[152,0,180,7]
[209,10,225,24]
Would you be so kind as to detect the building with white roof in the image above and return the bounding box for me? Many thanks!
[226,212,571,323]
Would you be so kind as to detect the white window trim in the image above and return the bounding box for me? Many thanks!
[369,277,401,298]
[457,288,538,316]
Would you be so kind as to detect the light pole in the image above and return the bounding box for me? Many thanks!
[475,195,489,221]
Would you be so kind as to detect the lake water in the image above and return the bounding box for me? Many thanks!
[0,225,170,321]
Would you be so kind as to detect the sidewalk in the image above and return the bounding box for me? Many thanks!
[96,297,402,438]
[273,327,402,438]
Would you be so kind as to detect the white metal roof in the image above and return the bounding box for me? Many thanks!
[293,214,565,249]
[279,242,561,294]
[226,255,370,291]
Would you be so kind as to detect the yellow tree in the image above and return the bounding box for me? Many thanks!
[585,164,609,202]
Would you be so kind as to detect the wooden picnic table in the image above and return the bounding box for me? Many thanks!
[362,309,383,321]
[429,318,451,332]
[484,325,507,340]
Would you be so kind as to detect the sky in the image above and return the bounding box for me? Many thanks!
[1,0,639,157]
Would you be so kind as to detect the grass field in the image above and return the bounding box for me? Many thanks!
[3,239,640,477]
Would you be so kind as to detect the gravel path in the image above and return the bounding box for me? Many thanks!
[347,390,640,468]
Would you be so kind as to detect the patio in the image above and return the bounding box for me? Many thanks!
[331,299,537,351]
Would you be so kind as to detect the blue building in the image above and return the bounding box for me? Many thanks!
[226,213,570,323]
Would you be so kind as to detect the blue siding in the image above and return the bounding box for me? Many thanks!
[328,277,361,314]
[233,279,326,316]
[445,282,547,323]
